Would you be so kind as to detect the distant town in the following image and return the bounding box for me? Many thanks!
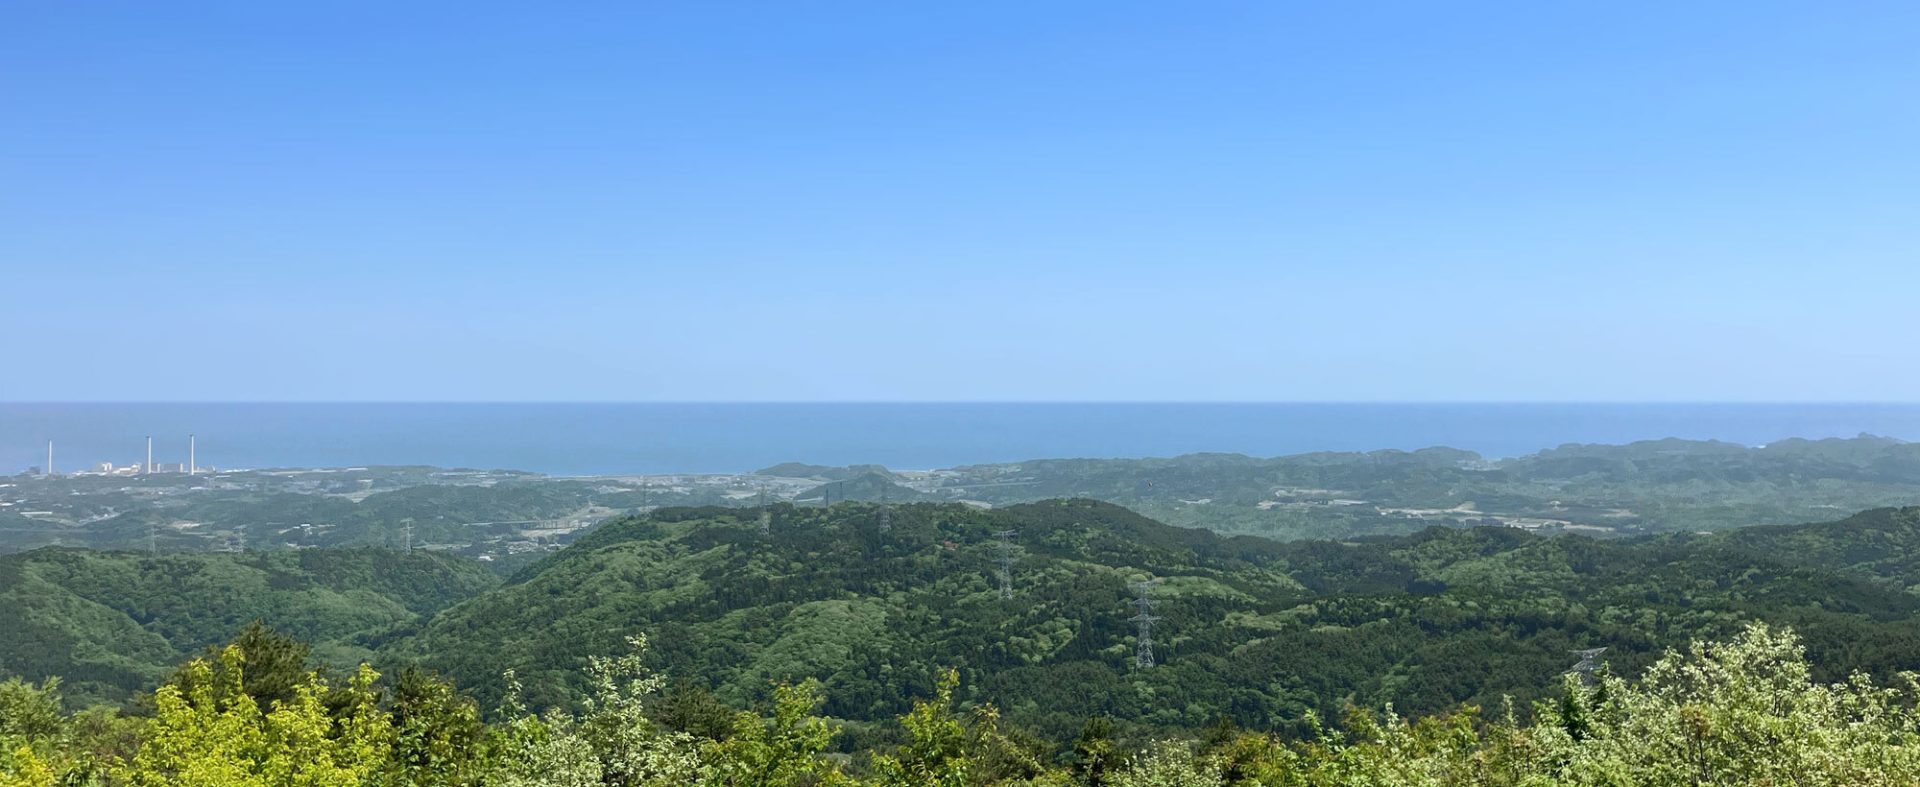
[10,435,1920,575]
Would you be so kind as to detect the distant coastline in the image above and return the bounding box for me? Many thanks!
[6,402,1920,477]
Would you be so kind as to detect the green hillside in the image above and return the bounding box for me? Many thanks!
[924,435,1920,539]
[388,501,1920,741]
[0,547,499,706]
[797,472,936,504]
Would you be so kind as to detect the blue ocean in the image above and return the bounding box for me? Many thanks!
[4,403,1920,477]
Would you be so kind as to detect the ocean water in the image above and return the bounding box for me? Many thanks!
[4,403,1919,477]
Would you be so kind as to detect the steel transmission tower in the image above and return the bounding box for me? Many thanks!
[992,529,1017,599]
[877,489,892,533]
[1569,647,1607,686]
[1129,580,1162,669]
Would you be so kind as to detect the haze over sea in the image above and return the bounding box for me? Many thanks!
[6,403,1920,478]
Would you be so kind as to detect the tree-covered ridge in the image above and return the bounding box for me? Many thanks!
[912,435,1920,539]
[8,622,1920,786]
[388,501,1920,743]
[1706,505,1920,591]
[0,549,498,707]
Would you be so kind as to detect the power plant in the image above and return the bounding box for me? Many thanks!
[30,435,206,477]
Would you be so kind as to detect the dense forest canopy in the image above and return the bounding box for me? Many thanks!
[0,549,497,707]
[908,435,1920,540]
[6,617,1920,785]
[12,499,1920,752]
[4,499,1920,784]
[390,502,1920,742]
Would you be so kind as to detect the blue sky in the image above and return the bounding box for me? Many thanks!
[3,2,1916,401]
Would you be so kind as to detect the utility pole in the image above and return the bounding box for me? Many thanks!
[993,530,1018,599]
[1569,647,1607,686]
[1130,580,1162,669]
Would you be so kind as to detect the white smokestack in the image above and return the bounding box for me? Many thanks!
[146,436,153,474]
[46,440,53,477]
[189,435,196,475]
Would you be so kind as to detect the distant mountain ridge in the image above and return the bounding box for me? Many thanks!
[890,434,1920,539]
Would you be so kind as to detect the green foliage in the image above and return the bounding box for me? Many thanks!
[0,679,64,744]
[392,501,1920,741]
[931,436,1920,540]
[0,548,497,706]
[15,621,1920,784]
[1112,739,1220,787]
[161,622,313,712]
[702,681,846,786]
[118,647,391,786]
[870,669,1045,787]
[386,668,490,786]
[17,490,1920,783]
[1547,624,1920,785]
[0,678,67,787]
[487,636,701,787]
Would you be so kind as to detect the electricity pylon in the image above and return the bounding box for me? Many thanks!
[992,530,1017,599]
[1569,647,1607,686]
[1130,580,1161,668]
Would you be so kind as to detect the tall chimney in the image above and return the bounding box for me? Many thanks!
[189,435,196,475]
[46,440,53,477]
[146,436,153,474]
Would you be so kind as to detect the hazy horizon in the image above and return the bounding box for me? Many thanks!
[9,402,1920,476]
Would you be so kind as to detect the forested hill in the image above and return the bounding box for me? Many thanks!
[387,501,1920,741]
[1708,505,1920,590]
[907,435,1920,539]
[0,547,498,706]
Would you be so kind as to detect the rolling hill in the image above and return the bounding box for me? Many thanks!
[386,501,1920,740]
[0,547,499,706]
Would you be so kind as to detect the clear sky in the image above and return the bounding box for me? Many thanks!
[3,2,1916,401]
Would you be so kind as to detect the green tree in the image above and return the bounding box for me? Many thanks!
[1550,623,1920,785]
[1111,739,1220,787]
[487,636,700,787]
[386,668,489,787]
[702,681,846,787]
[119,646,391,787]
